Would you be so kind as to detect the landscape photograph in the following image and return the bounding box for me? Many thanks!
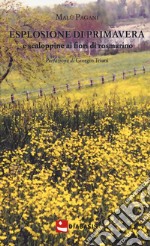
[0,0,150,245]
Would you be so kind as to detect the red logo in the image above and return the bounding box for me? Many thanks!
[56,220,68,233]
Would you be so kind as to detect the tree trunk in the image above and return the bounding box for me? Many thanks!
[0,55,13,84]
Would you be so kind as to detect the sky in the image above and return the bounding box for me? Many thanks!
[20,0,97,7]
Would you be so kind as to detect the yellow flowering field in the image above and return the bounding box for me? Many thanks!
[0,74,150,246]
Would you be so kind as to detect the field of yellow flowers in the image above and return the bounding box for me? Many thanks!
[0,73,150,246]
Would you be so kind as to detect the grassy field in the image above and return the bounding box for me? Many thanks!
[1,67,150,104]
[1,51,150,98]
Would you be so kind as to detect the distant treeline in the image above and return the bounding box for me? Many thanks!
[35,0,150,26]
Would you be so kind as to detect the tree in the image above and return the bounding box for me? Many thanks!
[127,1,139,18]
[0,0,65,85]
[117,0,128,19]
[140,0,150,17]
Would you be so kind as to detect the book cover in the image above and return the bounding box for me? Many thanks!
[0,0,150,245]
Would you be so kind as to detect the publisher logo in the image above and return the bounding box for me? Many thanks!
[56,220,68,233]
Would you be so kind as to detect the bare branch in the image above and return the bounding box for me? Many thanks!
[0,54,13,84]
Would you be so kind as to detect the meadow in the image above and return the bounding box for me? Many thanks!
[0,51,150,246]
[1,51,150,98]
